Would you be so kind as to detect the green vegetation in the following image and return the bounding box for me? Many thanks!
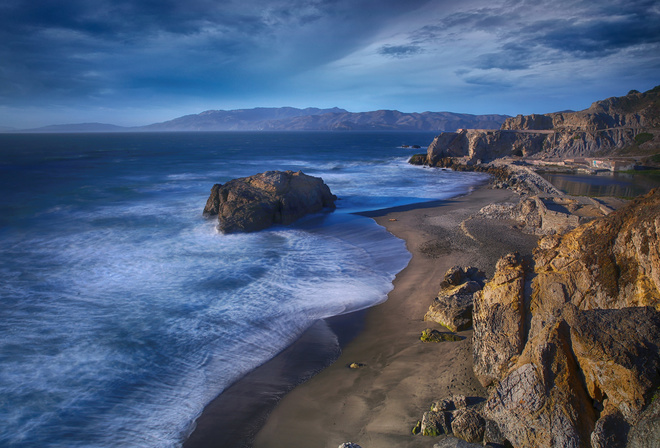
[628,89,640,95]
[412,421,421,435]
[650,154,660,163]
[635,132,654,145]
[420,329,462,342]
[422,426,440,437]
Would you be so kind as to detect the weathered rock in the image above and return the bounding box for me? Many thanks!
[591,406,629,448]
[472,253,528,387]
[484,318,597,448]
[425,284,478,332]
[426,267,485,332]
[422,411,451,436]
[338,443,362,448]
[626,397,660,448]
[474,190,660,447]
[482,419,507,447]
[564,305,660,421]
[450,408,485,444]
[203,170,336,233]
[421,329,462,343]
[431,395,468,412]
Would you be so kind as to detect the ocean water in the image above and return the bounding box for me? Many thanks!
[0,131,487,447]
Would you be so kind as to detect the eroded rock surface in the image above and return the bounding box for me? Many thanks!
[203,170,336,233]
[472,189,660,447]
[472,253,528,387]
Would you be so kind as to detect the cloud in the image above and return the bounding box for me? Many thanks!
[378,44,423,58]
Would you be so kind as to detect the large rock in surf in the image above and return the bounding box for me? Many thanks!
[203,170,336,233]
[472,189,660,447]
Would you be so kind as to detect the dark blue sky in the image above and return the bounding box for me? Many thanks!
[1,0,659,128]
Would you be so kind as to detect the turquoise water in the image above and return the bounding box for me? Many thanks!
[0,131,487,447]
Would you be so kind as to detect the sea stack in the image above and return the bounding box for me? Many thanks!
[203,170,337,233]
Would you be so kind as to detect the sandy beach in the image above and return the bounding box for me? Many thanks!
[184,184,539,448]
[249,185,538,448]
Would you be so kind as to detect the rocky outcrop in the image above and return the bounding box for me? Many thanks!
[472,189,660,447]
[426,129,551,164]
[203,170,336,233]
[422,86,660,161]
[472,253,528,387]
[424,266,485,332]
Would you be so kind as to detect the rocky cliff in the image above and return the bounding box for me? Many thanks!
[423,85,660,163]
[472,188,660,447]
[203,170,336,233]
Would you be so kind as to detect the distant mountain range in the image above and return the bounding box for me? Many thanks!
[10,107,510,133]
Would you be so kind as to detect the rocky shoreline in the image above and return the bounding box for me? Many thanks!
[247,154,659,447]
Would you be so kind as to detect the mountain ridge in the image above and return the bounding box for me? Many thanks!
[7,107,509,133]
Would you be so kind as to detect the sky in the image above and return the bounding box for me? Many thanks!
[1,0,659,128]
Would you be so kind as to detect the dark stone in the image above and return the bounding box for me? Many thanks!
[203,170,336,233]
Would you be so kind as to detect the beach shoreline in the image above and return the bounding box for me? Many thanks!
[251,185,540,448]
[184,183,540,448]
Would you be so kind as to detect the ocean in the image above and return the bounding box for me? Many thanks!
[0,131,488,447]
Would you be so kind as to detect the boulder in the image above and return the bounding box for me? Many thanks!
[338,444,362,448]
[425,267,485,332]
[203,170,336,233]
[450,408,485,443]
[421,410,451,436]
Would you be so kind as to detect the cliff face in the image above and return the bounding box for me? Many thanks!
[425,86,660,162]
[472,189,660,447]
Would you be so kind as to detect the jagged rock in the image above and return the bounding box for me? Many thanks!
[484,318,597,448]
[472,253,528,387]
[421,411,451,436]
[626,398,660,448]
[203,170,336,233]
[338,443,362,448]
[450,408,485,443]
[473,189,660,447]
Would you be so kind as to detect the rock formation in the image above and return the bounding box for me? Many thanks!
[420,85,660,162]
[472,189,660,447]
[424,266,485,332]
[203,170,336,233]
